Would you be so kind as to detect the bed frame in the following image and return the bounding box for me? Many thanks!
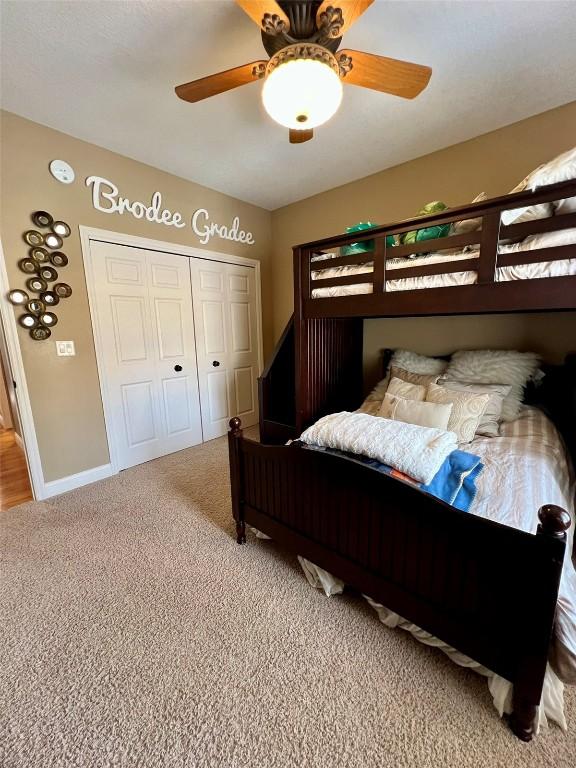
[230,180,576,740]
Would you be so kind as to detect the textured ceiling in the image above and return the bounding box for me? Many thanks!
[1,0,576,209]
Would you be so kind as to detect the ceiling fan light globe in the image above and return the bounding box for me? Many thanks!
[262,58,343,130]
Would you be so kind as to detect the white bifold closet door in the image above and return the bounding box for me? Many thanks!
[189,259,259,440]
[91,242,203,470]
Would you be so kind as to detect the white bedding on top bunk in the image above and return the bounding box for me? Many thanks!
[310,227,576,297]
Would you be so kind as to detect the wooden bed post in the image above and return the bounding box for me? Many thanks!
[509,504,571,741]
[228,417,246,544]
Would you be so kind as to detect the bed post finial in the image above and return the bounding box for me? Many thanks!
[229,417,243,436]
[537,505,571,539]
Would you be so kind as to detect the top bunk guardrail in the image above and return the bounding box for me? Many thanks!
[293,179,576,319]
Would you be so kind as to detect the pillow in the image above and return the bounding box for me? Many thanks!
[359,350,447,412]
[426,383,490,443]
[379,393,453,431]
[386,376,426,401]
[444,350,540,421]
[498,226,576,256]
[390,366,441,389]
[391,349,448,376]
[452,192,487,235]
[501,173,553,227]
[437,380,512,437]
[527,146,576,216]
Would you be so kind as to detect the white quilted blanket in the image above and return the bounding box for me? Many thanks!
[300,411,457,485]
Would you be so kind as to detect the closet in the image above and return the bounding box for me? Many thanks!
[89,240,259,470]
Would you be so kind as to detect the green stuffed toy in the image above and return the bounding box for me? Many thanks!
[341,221,395,256]
[401,201,451,247]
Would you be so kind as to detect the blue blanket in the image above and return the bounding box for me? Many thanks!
[302,445,483,513]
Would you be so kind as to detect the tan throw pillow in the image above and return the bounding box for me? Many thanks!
[390,366,440,389]
[426,383,490,444]
[438,380,512,437]
[452,192,487,235]
[386,376,426,402]
[380,393,453,431]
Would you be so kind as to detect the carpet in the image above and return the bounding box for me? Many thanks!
[0,433,574,767]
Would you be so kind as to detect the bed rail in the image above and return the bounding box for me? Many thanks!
[228,418,571,741]
[295,179,576,319]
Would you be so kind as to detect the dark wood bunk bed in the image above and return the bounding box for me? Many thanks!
[229,179,576,741]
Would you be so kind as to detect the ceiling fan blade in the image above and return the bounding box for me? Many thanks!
[289,128,314,144]
[175,61,267,104]
[235,0,290,34]
[337,49,432,99]
[316,1,374,38]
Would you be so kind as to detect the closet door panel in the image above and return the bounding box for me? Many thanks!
[91,242,202,470]
[190,259,260,440]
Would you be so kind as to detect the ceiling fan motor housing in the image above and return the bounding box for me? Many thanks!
[261,0,342,56]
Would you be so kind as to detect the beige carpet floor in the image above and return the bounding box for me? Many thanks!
[1,433,574,768]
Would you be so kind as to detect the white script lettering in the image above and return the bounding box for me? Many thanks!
[85,176,187,228]
[191,209,255,246]
[85,176,255,246]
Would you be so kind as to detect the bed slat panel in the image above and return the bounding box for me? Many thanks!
[497,243,576,268]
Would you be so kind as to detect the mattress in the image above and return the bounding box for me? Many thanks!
[310,228,576,298]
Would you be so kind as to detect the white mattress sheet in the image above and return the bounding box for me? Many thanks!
[310,229,576,297]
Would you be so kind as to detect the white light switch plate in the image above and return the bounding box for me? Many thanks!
[56,341,75,356]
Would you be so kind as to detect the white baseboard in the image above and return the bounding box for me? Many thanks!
[41,463,115,499]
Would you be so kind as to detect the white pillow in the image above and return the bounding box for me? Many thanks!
[528,146,576,215]
[501,173,553,227]
[498,227,576,256]
[438,380,512,437]
[426,383,490,444]
[386,376,426,401]
[391,349,448,376]
[380,393,452,431]
[444,350,540,421]
[452,192,487,235]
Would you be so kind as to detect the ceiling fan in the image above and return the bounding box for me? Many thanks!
[175,1,432,144]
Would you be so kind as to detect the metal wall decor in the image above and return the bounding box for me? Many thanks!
[8,211,73,340]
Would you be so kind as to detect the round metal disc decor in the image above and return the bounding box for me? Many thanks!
[40,290,60,306]
[19,313,39,329]
[27,277,48,293]
[24,230,44,246]
[44,232,63,250]
[30,326,51,341]
[39,266,58,282]
[30,247,49,263]
[19,258,39,274]
[32,211,54,228]
[27,299,45,314]
[39,312,58,327]
[50,251,68,267]
[8,289,29,305]
[54,283,72,298]
[52,221,71,238]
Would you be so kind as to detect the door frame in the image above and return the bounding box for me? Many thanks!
[0,236,43,499]
[79,226,264,475]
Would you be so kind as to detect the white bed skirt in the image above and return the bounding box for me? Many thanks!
[297,555,566,733]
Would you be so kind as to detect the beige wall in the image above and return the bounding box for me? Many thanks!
[0,111,272,483]
[271,101,576,368]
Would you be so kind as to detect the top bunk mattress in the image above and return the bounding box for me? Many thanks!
[310,228,576,298]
